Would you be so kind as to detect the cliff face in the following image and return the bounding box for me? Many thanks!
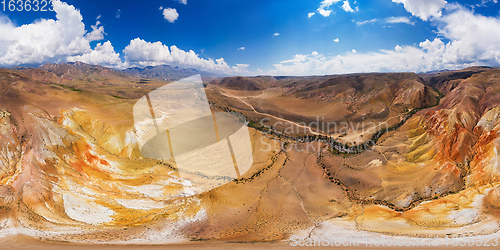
[0,66,500,243]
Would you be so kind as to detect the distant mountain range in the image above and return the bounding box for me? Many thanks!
[9,62,225,99]
[14,61,223,82]
[123,64,223,81]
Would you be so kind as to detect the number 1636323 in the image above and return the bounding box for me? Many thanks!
[2,0,54,12]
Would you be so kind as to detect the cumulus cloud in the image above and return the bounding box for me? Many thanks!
[85,21,105,41]
[318,8,332,17]
[238,47,245,51]
[269,4,500,75]
[316,0,341,17]
[232,64,249,73]
[0,0,108,66]
[270,46,433,76]
[333,38,340,43]
[123,38,248,74]
[341,0,355,12]
[392,0,447,21]
[177,0,187,4]
[308,12,316,18]
[67,41,121,67]
[430,4,500,65]
[162,8,179,23]
[273,32,280,37]
[280,54,308,64]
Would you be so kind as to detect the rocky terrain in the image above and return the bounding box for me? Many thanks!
[208,73,440,146]
[0,64,499,245]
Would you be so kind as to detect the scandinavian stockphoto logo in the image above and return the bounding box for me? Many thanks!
[133,75,253,194]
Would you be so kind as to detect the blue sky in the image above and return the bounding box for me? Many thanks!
[0,0,499,75]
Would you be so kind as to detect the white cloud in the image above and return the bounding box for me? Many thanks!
[238,47,245,51]
[162,8,179,23]
[311,0,357,17]
[392,0,447,21]
[280,54,308,64]
[177,0,187,4]
[270,46,431,76]
[356,19,377,26]
[115,9,121,19]
[431,4,500,65]
[0,0,108,66]
[123,38,248,74]
[341,0,355,12]
[85,21,105,42]
[232,64,249,73]
[318,8,332,17]
[351,49,357,53]
[273,32,280,37]
[269,4,500,76]
[385,16,414,25]
[334,38,340,43]
[312,51,319,56]
[67,41,121,67]
[357,17,414,26]
[316,0,341,17]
